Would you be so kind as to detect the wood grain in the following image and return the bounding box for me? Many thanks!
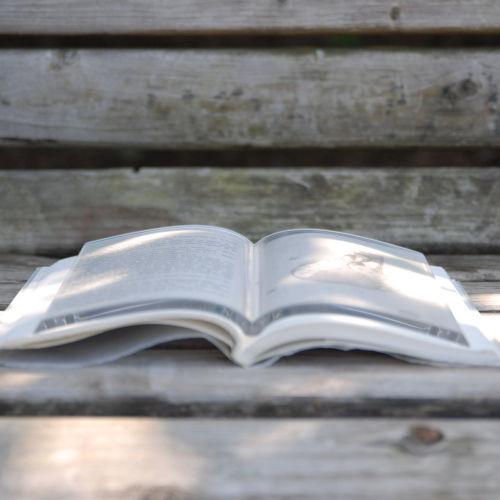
[458,282,500,311]
[2,49,500,148]
[1,1,500,35]
[0,255,56,310]
[0,417,499,499]
[2,168,500,255]
[0,349,500,416]
[427,254,500,281]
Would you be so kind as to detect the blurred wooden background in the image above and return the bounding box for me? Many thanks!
[1,2,500,498]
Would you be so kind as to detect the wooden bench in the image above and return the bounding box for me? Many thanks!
[2,2,500,498]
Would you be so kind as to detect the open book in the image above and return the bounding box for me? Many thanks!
[0,225,499,367]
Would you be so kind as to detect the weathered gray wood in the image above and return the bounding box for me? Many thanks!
[0,255,56,310]
[2,168,500,255]
[1,255,499,311]
[458,282,500,311]
[428,254,500,312]
[0,417,499,500]
[0,254,496,282]
[2,50,500,148]
[1,1,500,35]
[427,255,500,282]
[0,255,56,280]
[0,349,500,416]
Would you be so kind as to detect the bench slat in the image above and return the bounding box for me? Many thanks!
[460,283,500,311]
[1,417,499,499]
[427,255,500,281]
[1,168,500,255]
[0,349,500,416]
[1,1,500,35]
[1,49,500,148]
[4,280,498,312]
[1,254,497,284]
[1,255,498,312]
[1,255,499,311]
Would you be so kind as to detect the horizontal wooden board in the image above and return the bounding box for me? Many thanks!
[0,254,56,278]
[0,349,499,416]
[1,256,500,320]
[2,1,500,35]
[1,254,499,312]
[457,282,500,311]
[2,278,497,313]
[1,254,497,288]
[1,418,500,499]
[2,168,500,255]
[0,255,56,310]
[427,254,500,281]
[2,50,500,148]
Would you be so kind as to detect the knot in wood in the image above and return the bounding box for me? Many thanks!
[460,78,479,97]
[390,6,401,21]
[398,425,447,455]
[410,426,444,444]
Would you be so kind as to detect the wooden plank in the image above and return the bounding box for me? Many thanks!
[0,254,497,282]
[427,254,500,282]
[0,417,499,499]
[0,254,56,281]
[460,283,500,311]
[0,255,56,310]
[0,254,499,312]
[2,49,500,148]
[2,1,500,35]
[1,255,499,311]
[2,168,500,255]
[0,349,500,416]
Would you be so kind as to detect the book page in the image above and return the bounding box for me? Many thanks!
[255,230,465,343]
[40,226,251,330]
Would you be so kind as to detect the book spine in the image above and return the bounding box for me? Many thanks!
[246,243,259,322]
